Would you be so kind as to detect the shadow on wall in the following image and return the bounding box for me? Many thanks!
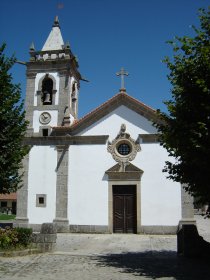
[96,250,210,280]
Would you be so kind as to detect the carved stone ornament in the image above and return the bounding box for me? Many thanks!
[107,124,141,171]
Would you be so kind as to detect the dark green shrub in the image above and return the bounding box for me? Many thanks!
[15,228,33,247]
[0,227,32,249]
[0,227,18,249]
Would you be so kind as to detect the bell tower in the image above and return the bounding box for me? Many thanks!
[25,16,82,136]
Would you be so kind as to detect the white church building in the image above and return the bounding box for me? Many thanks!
[16,17,195,233]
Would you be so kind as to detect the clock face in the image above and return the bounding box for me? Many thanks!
[39,112,51,124]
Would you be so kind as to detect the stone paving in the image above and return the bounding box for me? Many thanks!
[0,215,210,280]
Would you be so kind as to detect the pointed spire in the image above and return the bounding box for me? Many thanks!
[30,42,35,51]
[42,16,64,51]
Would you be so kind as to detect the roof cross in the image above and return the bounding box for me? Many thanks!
[116,67,129,91]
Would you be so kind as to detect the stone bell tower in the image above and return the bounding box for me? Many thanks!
[25,16,82,136]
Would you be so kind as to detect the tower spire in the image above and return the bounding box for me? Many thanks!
[29,42,35,51]
[42,16,64,51]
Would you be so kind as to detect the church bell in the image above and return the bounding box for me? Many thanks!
[43,91,51,104]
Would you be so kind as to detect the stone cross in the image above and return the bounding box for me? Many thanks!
[116,67,129,89]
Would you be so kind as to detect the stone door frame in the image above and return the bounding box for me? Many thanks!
[108,180,141,233]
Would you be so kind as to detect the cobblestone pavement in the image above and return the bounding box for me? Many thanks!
[0,216,209,280]
[1,251,210,280]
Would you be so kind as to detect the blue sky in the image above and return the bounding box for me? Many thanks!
[0,0,208,118]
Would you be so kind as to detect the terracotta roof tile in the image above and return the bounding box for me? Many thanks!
[0,193,17,200]
[52,92,158,135]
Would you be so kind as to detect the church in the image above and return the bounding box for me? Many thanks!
[16,17,195,233]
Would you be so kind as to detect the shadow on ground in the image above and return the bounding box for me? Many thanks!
[96,251,210,280]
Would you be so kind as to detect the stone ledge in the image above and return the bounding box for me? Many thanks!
[53,219,69,233]
[140,226,178,235]
[177,224,210,258]
[0,248,42,257]
[23,135,109,145]
[69,225,109,233]
[178,219,196,230]
[139,134,159,143]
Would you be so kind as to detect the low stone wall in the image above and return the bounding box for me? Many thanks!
[177,223,210,258]
[32,223,57,252]
[141,226,177,234]
[69,224,109,233]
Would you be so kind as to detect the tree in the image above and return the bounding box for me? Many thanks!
[155,8,210,204]
[0,44,29,194]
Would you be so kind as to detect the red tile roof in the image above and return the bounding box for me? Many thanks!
[0,193,17,200]
[52,92,159,135]
[71,92,156,129]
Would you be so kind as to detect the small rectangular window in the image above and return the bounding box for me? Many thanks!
[42,129,48,137]
[36,194,46,207]
[1,201,7,208]
[39,197,44,204]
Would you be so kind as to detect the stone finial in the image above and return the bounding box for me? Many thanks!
[120,123,126,133]
[65,41,70,49]
[117,123,127,138]
[30,42,35,51]
[53,16,60,28]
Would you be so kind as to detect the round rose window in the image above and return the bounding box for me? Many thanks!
[117,143,131,156]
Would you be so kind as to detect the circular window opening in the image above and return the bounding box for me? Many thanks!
[117,143,131,156]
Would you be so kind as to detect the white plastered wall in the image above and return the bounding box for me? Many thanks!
[78,105,157,138]
[68,144,114,225]
[27,146,57,224]
[133,144,181,226]
[70,107,181,226]
[33,110,58,133]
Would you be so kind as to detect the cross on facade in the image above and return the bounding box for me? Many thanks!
[116,67,129,90]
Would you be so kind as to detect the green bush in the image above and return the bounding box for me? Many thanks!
[0,227,32,250]
[0,227,18,249]
[15,227,32,247]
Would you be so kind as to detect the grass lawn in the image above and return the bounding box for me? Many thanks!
[0,214,16,220]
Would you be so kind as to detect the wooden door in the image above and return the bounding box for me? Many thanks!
[113,185,137,233]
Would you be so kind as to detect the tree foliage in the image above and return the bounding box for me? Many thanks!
[155,8,210,203]
[0,44,29,194]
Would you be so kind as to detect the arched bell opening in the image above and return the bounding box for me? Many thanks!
[42,77,53,105]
